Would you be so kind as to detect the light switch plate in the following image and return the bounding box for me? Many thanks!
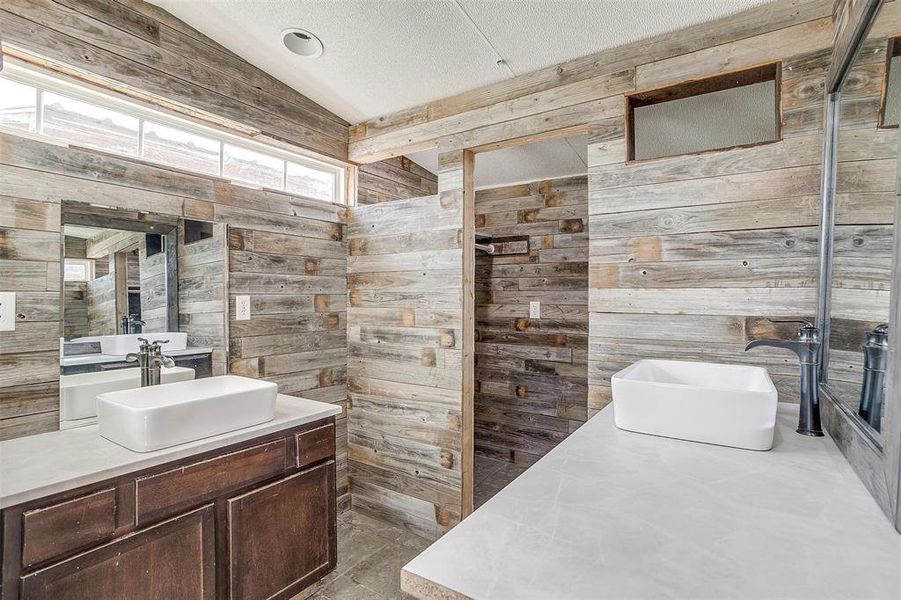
[0,292,16,332]
[529,301,540,319]
[235,295,251,321]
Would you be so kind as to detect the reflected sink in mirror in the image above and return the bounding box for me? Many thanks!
[61,366,195,421]
[98,332,188,355]
[98,375,277,452]
[612,359,778,451]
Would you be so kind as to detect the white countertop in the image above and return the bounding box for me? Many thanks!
[0,394,340,509]
[61,347,213,367]
[402,403,901,600]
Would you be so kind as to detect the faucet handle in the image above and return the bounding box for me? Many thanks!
[767,319,815,328]
[125,352,139,362]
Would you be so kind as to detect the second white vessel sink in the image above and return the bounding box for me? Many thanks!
[611,359,778,451]
[61,366,195,421]
[99,333,188,355]
[97,375,277,452]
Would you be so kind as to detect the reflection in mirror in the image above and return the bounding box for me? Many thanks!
[879,37,901,128]
[826,14,897,439]
[57,205,227,431]
[62,225,169,340]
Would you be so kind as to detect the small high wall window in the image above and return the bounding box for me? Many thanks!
[879,38,901,128]
[627,63,782,161]
[64,258,95,282]
[0,63,347,204]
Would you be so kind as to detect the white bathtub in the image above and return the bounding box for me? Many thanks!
[611,359,778,451]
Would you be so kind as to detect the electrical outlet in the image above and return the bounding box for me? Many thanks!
[0,292,15,332]
[529,301,540,319]
[235,295,251,321]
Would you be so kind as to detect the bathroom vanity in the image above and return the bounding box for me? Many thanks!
[0,395,341,600]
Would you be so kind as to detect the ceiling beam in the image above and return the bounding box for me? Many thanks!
[348,0,833,164]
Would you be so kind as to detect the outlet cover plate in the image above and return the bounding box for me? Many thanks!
[0,292,15,332]
[235,295,251,321]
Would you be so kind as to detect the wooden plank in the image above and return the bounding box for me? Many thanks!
[0,6,347,158]
[589,287,817,316]
[348,0,832,160]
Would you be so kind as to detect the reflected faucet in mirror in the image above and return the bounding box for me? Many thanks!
[859,324,889,432]
[121,314,146,335]
[126,337,175,387]
[745,319,823,437]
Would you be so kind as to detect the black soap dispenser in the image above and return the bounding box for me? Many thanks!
[858,324,889,432]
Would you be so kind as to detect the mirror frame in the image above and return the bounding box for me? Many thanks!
[60,201,180,344]
[818,0,901,532]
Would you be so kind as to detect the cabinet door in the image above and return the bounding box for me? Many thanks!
[21,505,215,600]
[227,461,336,600]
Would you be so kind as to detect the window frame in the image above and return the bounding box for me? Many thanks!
[625,62,783,162]
[0,62,347,204]
[63,258,95,282]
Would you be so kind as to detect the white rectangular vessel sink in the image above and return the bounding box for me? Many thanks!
[97,375,277,452]
[60,366,195,421]
[99,332,188,355]
[612,359,778,451]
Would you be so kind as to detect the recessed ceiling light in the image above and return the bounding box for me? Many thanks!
[282,28,324,58]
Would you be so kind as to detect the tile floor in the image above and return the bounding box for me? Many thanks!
[307,510,432,600]
[308,458,526,599]
[473,455,527,508]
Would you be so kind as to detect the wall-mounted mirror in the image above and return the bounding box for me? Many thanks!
[59,202,221,429]
[824,15,898,440]
[820,0,901,531]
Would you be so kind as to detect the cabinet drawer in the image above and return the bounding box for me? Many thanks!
[21,506,215,600]
[136,439,288,525]
[22,488,118,569]
[296,423,335,469]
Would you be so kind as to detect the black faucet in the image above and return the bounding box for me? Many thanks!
[859,324,889,431]
[745,319,823,437]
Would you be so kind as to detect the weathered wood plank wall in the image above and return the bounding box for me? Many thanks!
[0,191,62,440]
[343,0,840,532]
[348,1,836,163]
[0,0,349,159]
[0,135,348,515]
[474,176,588,473]
[179,222,228,377]
[346,190,465,539]
[357,156,437,205]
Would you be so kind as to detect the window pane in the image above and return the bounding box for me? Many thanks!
[143,121,220,175]
[42,92,139,155]
[0,78,37,132]
[286,161,335,201]
[222,144,284,189]
[64,260,88,282]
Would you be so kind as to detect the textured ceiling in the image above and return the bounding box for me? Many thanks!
[148,0,777,187]
[148,0,775,123]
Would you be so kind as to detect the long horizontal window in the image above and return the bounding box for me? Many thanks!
[0,64,346,204]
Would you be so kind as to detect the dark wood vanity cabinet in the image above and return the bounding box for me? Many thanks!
[1,418,337,600]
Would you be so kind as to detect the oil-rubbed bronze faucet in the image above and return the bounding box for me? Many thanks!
[745,320,823,437]
[126,337,175,387]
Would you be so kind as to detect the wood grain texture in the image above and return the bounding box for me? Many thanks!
[347,191,465,540]
[474,177,588,471]
[0,135,348,496]
[356,156,438,205]
[583,11,835,416]
[0,0,348,159]
[348,0,834,162]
